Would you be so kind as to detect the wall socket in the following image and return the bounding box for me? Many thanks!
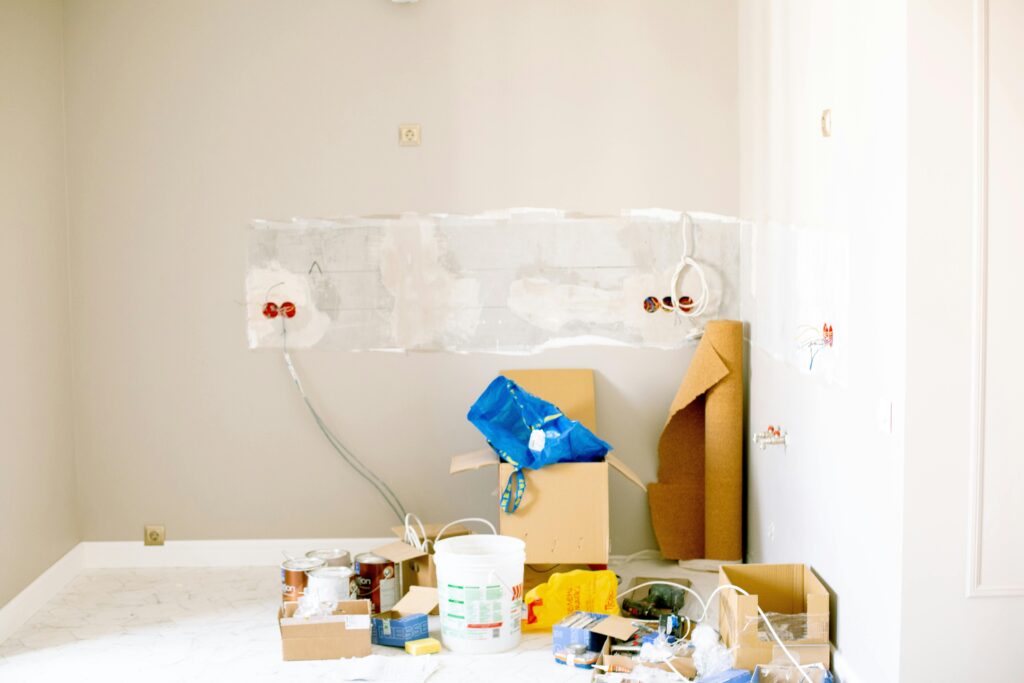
[144,524,165,546]
[398,124,421,146]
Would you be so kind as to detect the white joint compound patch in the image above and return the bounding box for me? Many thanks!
[246,210,742,353]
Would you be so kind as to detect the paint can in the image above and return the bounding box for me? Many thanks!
[305,548,352,568]
[280,557,325,602]
[305,566,357,603]
[354,552,398,613]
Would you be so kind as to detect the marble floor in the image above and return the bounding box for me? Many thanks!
[0,560,718,683]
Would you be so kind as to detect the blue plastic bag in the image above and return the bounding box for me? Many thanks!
[467,376,612,513]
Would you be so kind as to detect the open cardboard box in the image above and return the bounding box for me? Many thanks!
[367,522,470,613]
[588,614,697,680]
[371,586,438,647]
[450,369,646,565]
[719,564,831,671]
[278,599,372,661]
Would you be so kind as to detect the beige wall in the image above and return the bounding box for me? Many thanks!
[62,0,738,550]
[0,0,79,607]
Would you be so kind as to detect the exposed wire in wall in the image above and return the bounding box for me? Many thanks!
[669,213,712,338]
[265,289,408,523]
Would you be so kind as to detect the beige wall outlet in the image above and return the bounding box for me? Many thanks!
[144,524,165,546]
[398,124,421,146]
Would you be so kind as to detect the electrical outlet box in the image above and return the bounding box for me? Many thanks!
[398,124,421,146]
[144,525,165,546]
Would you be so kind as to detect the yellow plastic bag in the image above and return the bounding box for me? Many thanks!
[523,569,619,631]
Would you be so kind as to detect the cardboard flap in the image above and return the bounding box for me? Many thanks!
[500,369,597,431]
[449,448,499,474]
[606,454,647,491]
[392,586,439,615]
[665,333,731,423]
[590,614,639,641]
[373,540,427,563]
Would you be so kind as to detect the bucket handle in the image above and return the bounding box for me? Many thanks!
[433,517,497,546]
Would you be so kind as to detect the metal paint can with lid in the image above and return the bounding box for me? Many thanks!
[354,552,398,613]
[305,548,352,568]
[280,557,325,602]
[305,566,357,603]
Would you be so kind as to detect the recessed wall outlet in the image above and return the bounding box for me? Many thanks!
[144,524,165,546]
[398,124,421,146]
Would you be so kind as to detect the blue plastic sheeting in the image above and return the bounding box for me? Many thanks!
[467,375,612,512]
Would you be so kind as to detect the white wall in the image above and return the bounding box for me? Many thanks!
[61,0,739,551]
[738,1,905,680]
[902,0,1023,679]
[0,0,79,608]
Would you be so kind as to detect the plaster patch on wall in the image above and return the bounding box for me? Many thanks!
[246,210,742,353]
[245,263,331,349]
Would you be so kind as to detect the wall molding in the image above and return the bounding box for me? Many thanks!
[0,537,393,644]
[966,0,1024,598]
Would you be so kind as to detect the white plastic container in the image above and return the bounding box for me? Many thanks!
[433,534,526,654]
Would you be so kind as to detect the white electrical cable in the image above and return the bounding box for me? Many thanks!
[280,317,408,523]
[617,581,816,683]
[403,513,429,551]
[669,213,711,320]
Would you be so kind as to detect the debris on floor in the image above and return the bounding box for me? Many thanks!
[265,365,834,683]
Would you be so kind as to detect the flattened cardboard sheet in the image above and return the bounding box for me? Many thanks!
[649,320,743,560]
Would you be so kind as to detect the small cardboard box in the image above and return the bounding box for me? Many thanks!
[450,369,646,565]
[371,523,469,612]
[589,617,698,681]
[719,564,830,671]
[278,600,372,661]
[371,586,438,647]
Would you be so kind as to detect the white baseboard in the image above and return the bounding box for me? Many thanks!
[80,537,395,568]
[0,537,394,644]
[831,647,863,683]
[0,545,84,644]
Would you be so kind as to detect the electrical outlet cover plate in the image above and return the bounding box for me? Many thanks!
[398,124,421,146]
[144,525,165,546]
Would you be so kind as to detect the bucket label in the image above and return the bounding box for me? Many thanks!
[442,583,512,641]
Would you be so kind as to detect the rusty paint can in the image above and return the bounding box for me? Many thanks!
[306,566,357,603]
[305,548,352,568]
[354,552,398,613]
[280,557,325,602]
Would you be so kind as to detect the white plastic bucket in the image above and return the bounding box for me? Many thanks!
[433,534,525,654]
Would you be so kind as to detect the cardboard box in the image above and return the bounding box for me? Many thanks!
[369,523,470,612]
[450,369,646,565]
[278,600,372,661]
[718,564,830,671]
[649,320,744,561]
[371,586,438,647]
[589,618,698,681]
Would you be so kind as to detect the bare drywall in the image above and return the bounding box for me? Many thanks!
[739,0,906,680]
[0,0,79,607]
[63,0,739,550]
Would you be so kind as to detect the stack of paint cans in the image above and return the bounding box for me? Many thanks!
[280,548,356,603]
